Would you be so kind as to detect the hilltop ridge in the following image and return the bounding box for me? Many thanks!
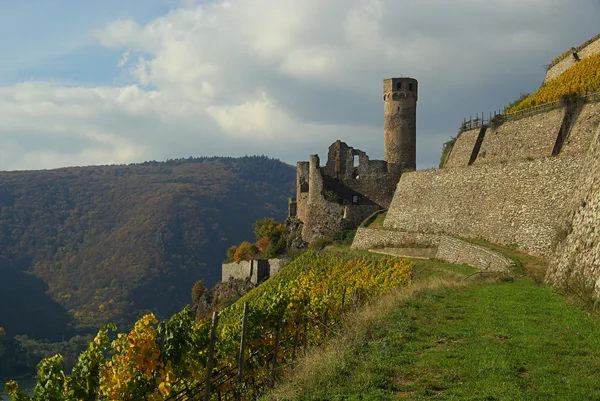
[0,155,295,339]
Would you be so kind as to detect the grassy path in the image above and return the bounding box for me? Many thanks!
[271,277,600,400]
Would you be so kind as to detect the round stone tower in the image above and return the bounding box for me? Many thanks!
[383,77,418,170]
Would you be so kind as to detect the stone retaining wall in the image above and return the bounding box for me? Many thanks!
[436,236,513,272]
[351,227,440,250]
[547,125,600,293]
[473,109,564,165]
[444,129,479,168]
[384,155,584,257]
[561,103,600,155]
[352,228,512,271]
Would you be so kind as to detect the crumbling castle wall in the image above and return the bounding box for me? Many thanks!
[472,109,564,165]
[295,162,310,222]
[301,154,380,242]
[384,155,584,257]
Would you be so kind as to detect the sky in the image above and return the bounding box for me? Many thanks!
[0,0,598,171]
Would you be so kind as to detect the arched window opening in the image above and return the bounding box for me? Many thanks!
[396,82,402,90]
[392,93,399,101]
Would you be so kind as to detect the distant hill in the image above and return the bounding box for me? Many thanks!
[0,156,295,340]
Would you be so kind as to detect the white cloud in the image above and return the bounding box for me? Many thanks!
[1,0,599,170]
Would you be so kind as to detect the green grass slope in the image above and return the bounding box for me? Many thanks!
[267,249,600,400]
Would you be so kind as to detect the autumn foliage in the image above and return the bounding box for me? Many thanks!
[5,251,413,400]
[508,53,600,113]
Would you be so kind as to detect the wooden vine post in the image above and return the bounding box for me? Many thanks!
[203,311,219,401]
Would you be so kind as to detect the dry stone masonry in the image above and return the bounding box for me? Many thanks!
[473,109,564,166]
[384,155,584,257]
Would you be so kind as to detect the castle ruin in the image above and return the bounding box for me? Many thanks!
[289,77,418,242]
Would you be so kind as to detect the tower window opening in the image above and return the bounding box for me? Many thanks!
[409,83,414,91]
[396,82,402,90]
[352,170,359,180]
[353,155,359,167]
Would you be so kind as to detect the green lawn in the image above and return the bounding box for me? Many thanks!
[274,278,600,400]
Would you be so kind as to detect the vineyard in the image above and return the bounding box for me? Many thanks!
[4,251,413,400]
[507,53,600,113]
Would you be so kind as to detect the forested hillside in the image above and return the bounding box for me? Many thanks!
[0,156,294,340]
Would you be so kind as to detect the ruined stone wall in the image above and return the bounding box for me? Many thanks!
[436,236,513,272]
[473,109,564,165]
[222,258,286,284]
[321,141,399,208]
[221,260,270,284]
[351,227,440,250]
[444,129,480,168]
[547,124,600,292]
[384,155,584,256]
[296,162,309,222]
[268,258,288,277]
[301,155,380,242]
[561,103,600,155]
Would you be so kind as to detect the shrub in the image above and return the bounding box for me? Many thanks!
[309,236,334,250]
[225,245,237,262]
[253,217,279,240]
[233,241,258,263]
[439,136,457,168]
[333,229,357,245]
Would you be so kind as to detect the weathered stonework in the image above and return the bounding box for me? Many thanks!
[384,155,584,257]
[473,109,564,165]
[300,154,383,242]
[547,125,600,292]
[352,228,512,272]
[444,129,480,168]
[351,227,440,250]
[561,103,600,155]
[578,36,600,59]
[222,258,288,284]
[383,77,418,170]
[436,236,513,272]
[295,162,309,222]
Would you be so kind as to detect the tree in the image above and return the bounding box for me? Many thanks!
[256,237,269,253]
[191,280,206,305]
[253,218,279,240]
[233,242,258,263]
[226,246,238,262]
